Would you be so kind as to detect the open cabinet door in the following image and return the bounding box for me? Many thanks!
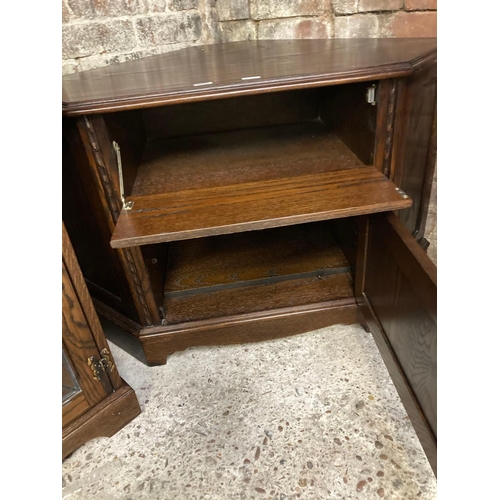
[356,212,437,475]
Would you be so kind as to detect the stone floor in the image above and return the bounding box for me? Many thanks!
[63,178,437,499]
[62,322,436,500]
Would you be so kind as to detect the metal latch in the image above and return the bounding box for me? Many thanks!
[112,141,134,211]
[366,84,377,106]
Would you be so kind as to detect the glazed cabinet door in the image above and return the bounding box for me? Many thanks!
[356,212,437,475]
[62,258,114,429]
[62,223,141,459]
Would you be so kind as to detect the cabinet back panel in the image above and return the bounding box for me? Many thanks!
[141,89,321,140]
[165,223,349,294]
[165,273,353,324]
[163,222,353,324]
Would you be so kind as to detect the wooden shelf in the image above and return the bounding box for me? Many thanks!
[163,223,354,324]
[133,121,366,195]
[111,121,411,248]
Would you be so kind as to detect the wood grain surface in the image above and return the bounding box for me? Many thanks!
[163,223,353,322]
[391,54,437,236]
[165,223,349,293]
[62,260,113,406]
[132,122,367,196]
[62,391,90,429]
[141,89,321,140]
[140,299,360,365]
[320,82,376,165]
[62,39,437,115]
[357,213,437,475]
[111,166,412,247]
[63,224,123,390]
[63,382,141,459]
[166,273,354,324]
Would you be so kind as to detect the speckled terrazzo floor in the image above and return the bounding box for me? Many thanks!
[63,175,437,499]
[62,323,437,500]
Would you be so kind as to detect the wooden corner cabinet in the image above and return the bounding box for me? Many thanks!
[62,39,437,472]
[62,223,141,459]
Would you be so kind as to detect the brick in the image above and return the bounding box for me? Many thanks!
[204,1,223,43]
[67,0,96,19]
[358,0,403,12]
[169,0,199,10]
[62,0,71,23]
[331,0,358,15]
[250,0,326,21]
[102,51,145,67]
[135,13,202,46]
[334,14,379,37]
[217,0,250,21]
[258,17,333,39]
[148,0,167,12]
[63,23,101,58]
[386,11,436,37]
[405,0,437,10]
[220,20,256,41]
[77,50,146,72]
[62,20,136,59]
[93,0,147,17]
[98,20,138,53]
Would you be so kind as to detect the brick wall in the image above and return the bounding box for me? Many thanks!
[62,0,437,74]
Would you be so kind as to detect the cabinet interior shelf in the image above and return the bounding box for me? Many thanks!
[110,121,411,248]
[163,222,354,324]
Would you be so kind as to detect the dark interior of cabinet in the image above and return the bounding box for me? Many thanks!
[100,83,390,323]
[106,82,414,252]
[103,83,377,199]
[63,118,142,323]
[164,221,357,324]
[137,218,360,326]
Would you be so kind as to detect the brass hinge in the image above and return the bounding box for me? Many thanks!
[87,348,115,380]
[99,348,115,374]
[366,84,377,106]
[87,356,104,381]
[112,141,134,211]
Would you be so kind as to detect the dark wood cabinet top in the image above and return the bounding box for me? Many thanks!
[62,38,436,116]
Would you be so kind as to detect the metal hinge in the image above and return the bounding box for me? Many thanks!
[99,348,115,374]
[88,356,104,381]
[112,141,134,211]
[87,348,116,380]
[159,306,167,326]
[366,84,377,106]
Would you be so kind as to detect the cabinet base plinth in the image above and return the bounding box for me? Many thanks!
[62,382,141,460]
[97,299,360,366]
